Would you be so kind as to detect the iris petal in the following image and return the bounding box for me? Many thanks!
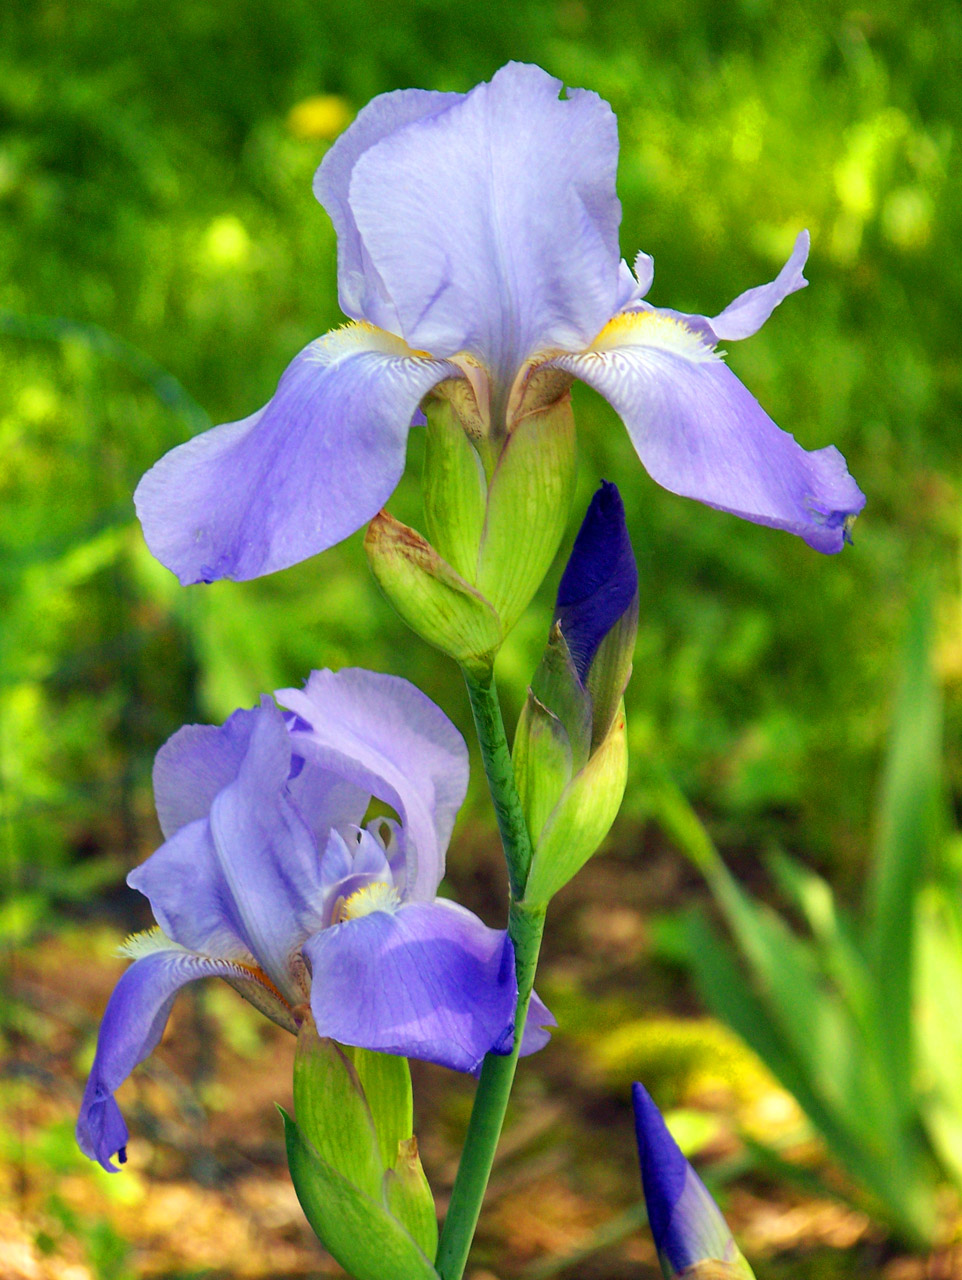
[151,709,257,840]
[707,230,810,341]
[315,86,458,330]
[344,62,623,381]
[77,947,283,1172]
[304,899,519,1073]
[553,312,865,552]
[134,325,456,584]
[131,700,327,998]
[278,668,469,902]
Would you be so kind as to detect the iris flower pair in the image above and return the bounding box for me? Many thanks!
[135,61,863,588]
[77,669,551,1172]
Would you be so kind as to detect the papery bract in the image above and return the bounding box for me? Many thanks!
[76,668,553,1172]
[135,62,864,586]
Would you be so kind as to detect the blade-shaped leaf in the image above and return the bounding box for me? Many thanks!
[866,589,943,1123]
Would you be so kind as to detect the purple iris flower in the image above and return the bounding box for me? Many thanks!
[77,668,553,1172]
[135,62,864,586]
[633,1082,754,1278]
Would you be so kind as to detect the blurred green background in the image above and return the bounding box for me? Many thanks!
[2,0,960,1276]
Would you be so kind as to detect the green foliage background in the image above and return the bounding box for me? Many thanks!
[1,0,959,939]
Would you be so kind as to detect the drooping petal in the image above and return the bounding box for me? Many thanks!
[77,946,281,1172]
[554,480,638,680]
[553,311,865,552]
[344,62,623,382]
[632,1082,749,1276]
[132,700,327,999]
[277,669,469,902]
[134,326,457,585]
[520,990,556,1057]
[314,86,459,331]
[303,899,519,1073]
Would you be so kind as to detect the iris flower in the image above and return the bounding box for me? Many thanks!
[77,668,552,1172]
[135,62,864,586]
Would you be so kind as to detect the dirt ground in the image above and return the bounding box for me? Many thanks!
[4,838,961,1280]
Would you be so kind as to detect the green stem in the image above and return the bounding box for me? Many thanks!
[434,672,545,1280]
[461,670,532,901]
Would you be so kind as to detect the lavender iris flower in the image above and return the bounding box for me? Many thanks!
[135,62,864,586]
[77,668,552,1172]
[633,1082,754,1278]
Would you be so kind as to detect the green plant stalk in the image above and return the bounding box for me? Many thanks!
[434,671,546,1280]
[461,669,533,900]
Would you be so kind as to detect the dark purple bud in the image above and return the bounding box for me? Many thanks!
[632,1083,753,1278]
[555,481,638,682]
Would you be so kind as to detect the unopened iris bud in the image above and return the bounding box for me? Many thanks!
[518,481,637,905]
[283,1016,440,1280]
[365,509,502,679]
[632,1082,756,1280]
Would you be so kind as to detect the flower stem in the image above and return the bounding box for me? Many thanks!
[460,669,532,901]
[434,672,545,1280]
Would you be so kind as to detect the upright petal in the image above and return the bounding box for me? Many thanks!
[314,86,459,331]
[553,312,865,552]
[132,700,327,999]
[77,945,280,1172]
[304,899,518,1073]
[152,708,258,839]
[345,62,623,381]
[134,325,457,584]
[277,669,469,901]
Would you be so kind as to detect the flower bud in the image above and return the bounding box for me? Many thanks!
[365,510,502,678]
[517,482,637,904]
[284,1018,440,1280]
[422,374,578,638]
[632,1083,756,1280]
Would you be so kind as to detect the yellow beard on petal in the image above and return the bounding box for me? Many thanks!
[588,310,721,363]
[335,880,401,921]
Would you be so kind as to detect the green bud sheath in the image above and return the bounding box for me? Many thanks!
[293,1019,383,1200]
[384,1136,439,1260]
[523,703,629,906]
[513,693,573,846]
[475,390,577,634]
[530,624,593,770]
[423,386,488,583]
[346,1045,414,1169]
[287,1023,440,1279]
[365,511,502,677]
[283,1111,440,1280]
[676,1259,756,1279]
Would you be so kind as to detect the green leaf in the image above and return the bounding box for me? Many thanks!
[865,588,943,1122]
[766,850,872,1027]
[282,1110,440,1280]
[915,883,962,1192]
